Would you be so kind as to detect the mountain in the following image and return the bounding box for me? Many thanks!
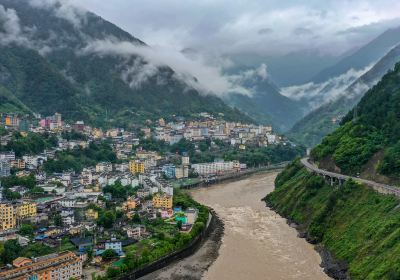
[311,26,400,83]
[224,73,304,132]
[288,43,400,147]
[265,63,400,280]
[311,61,400,183]
[0,0,253,127]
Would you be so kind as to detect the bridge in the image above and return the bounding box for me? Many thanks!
[301,158,400,198]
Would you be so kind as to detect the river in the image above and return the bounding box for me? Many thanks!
[142,171,330,280]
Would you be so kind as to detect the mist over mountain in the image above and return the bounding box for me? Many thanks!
[231,51,340,87]
[0,0,254,127]
[289,43,400,147]
[223,65,305,132]
[311,26,400,83]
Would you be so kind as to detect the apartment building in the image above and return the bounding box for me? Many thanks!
[129,160,145,174]
[0,251,82,280]
[0,202,37,231]
[152,193,173,209]
[16,202,37,219]
[0,204,16,231]
[191,160,240,175]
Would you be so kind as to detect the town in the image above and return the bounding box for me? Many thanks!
[0,112,297,279]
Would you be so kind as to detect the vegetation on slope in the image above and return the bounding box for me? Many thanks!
[265,160,400,280]
[311,63,400,179]
[289,43,400,147]
[0,132,58,157]
[0,0,254,127]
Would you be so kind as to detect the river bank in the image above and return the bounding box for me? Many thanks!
[139,213,224,280]
[145,171,330,280]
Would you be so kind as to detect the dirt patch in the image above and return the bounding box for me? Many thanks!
[360,150,400,185]
[318,156,341,173]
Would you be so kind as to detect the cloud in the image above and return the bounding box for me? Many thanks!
[231,64,269,83]
[80,38,251,97]
[281,64,373,109]
[0,5,30,46]
[120,57,160,89]
[28,0,87,28]
[69,0,400,57]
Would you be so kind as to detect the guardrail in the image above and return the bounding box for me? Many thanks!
[301,158,400,198]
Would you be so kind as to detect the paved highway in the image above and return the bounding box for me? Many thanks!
[301,158,400,198]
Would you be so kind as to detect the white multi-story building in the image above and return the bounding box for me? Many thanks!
[0,151,15,161]
[192,160,240,175]
[96,162,113,173]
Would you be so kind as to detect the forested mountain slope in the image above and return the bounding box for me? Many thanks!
[0,0,253,127]
[289,44,400,147]
[311,62,400,183]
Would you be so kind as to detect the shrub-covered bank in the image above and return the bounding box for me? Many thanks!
[265,160,400,280]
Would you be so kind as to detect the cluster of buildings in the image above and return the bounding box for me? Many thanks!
[153,116,282,148]
[0,111,282,278]
[0,202,37,231]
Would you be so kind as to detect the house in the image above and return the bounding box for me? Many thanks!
[160,209,173,219]
[85,208,99,220]
[12,257,31,268]
[125,225,146,239]
[123,197,140,211]
[71,237,93,250]
[185,208,198,224]
[105,240,122,254]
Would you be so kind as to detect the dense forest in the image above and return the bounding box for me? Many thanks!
[311,63,400,181]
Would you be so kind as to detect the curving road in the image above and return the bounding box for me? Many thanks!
[301,158,400,198]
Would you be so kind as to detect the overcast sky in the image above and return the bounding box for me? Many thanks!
[68,0,400,57]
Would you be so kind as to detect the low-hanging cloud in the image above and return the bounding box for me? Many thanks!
[80,38,251,97]
[28,0,87,28]
[281,65,373,109]
[0,5,31,46]
[70,0,400,57]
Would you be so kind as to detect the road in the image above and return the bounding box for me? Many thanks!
[301,158,400,198]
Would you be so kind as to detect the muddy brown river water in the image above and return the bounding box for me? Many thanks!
[142,171,330,280]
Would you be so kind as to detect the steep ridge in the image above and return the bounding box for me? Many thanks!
[311,62,400,182]
[311,26,400,83]
[289,44,400,147]
[266,59,400,280]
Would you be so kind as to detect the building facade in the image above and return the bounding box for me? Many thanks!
[0,159,11,178]
[0,251,82,280]
[129,160,145,174]
[152,193,173,209]
[0,204,16,231]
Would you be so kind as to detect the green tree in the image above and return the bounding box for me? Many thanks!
[18,224,34,236]
[1,240,21,264]
[102,249,118,261]
[54,214,63,227]
[97,211,116,229]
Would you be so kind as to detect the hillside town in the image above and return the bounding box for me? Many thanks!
[0,112,291,279]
